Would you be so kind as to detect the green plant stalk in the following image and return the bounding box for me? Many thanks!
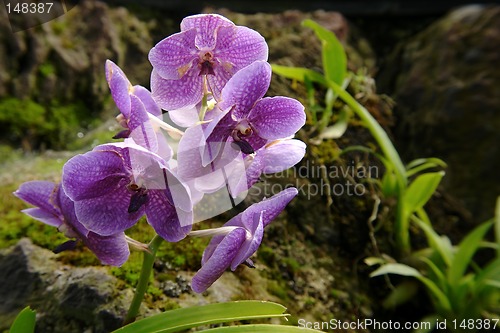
[325,79,411,252]
[124,234,164,325]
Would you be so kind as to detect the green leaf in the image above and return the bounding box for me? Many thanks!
[370,264,452,311]
[406,158,447,178]
[405,158,447,171]
[382,280,419,308]
[403,171,444,217]
[414,218,453,266]
[420,257,447,290]
[270,65,325,84]
[9,306,36,333]
[370,263,422,278]
[448,222,493,285]
[318,106,350,139]
[113,301,289,333]
[364,256,387,266]
[201,324,325,332]
[495,196,500,258]
[302,19,347,85]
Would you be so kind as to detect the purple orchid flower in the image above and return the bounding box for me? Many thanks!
[61,139,193,242]
[14,181,130,266]
[106,60,175,159]
[149,14,268,110]
[190,187,298,293]
[245,138,306,190]
[203,61,305,163]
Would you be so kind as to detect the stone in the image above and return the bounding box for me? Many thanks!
[381,5,500,222]
[0,238,132,333]
[0,1,153,110]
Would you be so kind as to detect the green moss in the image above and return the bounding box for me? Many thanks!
[282,257,301,275]
[267,280,289,302]
[39,63,56,77]
[0,98,90,150]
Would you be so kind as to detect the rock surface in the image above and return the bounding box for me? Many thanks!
[381,5,500,222]
[0,238,132,332]
[0,1,153,108]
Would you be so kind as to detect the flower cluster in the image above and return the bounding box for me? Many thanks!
[14,14,306,293]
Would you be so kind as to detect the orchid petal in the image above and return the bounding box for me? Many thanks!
[214,25,268,71]
[105,60,132,118]
[148,29,198,80]
[191,228,246,293]
[73,178,144,236]
[14,181,59,220]
[132,85,162,117]
[146,191,192,242]
[129,94,158,153]
[62,150,127,202]
[231,212,264,270]
[180,14,233,49]
[261,139,306,173]
[249,97,305,140]
[218,61,271,117]
[56,184,89,237]
[151,69,203,111]
[168,105,200,128]
[21,208,61,228]
[84,232,130,266]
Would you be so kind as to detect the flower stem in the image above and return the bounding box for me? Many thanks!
[199,93,209,121]
[123,234,163,325]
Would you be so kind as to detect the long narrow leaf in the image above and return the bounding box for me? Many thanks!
[270,65,325,84]
[403,171,445,216]
[319,106,350,139]
[405,158,447,171]
[202,324,325,332]
[496,196,500,257]
[414,217,453,266]
[113,301,289,333]
[370,264,451,311]
[370,263,422,278]
[9,307,36,333]
[448,222,493,285]
[302,19,347,85]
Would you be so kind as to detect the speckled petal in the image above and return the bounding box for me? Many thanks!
[132,85,162,117]
[21,208,61,228]
[249,187,298,228]
[73,178,144,236]
[84,232,130,266]
[191,227,246,293]
[149,29,198,80]
[261,139,306,173]
[129,94,158,153]
[231,212,264,270]
[225,187,298,230]
[248,97,305,140]
[151,69,203,111]
[56,184,89,237]
[62,149,127,202]
[14,181,61,226]
[214,25,268,71]
[146,190,192,242]
[218,61,271,117]
[180,14,233,49]
[105,60,132,118]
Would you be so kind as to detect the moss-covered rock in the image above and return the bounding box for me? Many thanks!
[381,5,500,222]
[0,1,159,150]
